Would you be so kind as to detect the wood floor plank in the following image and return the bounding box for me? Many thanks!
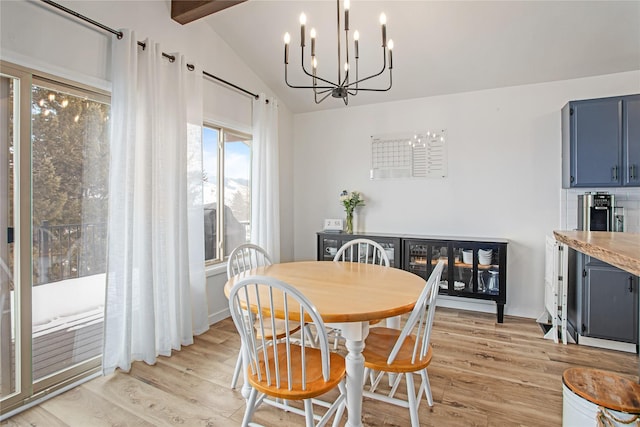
[1,405,68,427]
[4,307,639,426]
[83,371,233,426]
[127,358,246,418]
[37,387,153,427]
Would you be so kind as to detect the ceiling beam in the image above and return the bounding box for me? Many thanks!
[171,0,247,25]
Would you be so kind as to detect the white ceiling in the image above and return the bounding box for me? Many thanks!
[204,1,640,114]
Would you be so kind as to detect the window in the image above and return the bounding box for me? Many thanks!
[202,124,251,263]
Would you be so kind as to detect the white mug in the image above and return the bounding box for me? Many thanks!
[326,246,337,256]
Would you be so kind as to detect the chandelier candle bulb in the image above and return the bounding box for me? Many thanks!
[354,30,359,58]
[380,13,387,47]
[310,28,316,57]
[344,0,350,31]
[299,13,306,47]
[284,32,290,64]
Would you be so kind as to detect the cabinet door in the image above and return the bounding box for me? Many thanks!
[403,240,449,286]
[318,235,342,260]
[570,98,622,187]
[584,266,638,343]
[623,95,640,186]
[451,242,503,296]
[319,233,401,266]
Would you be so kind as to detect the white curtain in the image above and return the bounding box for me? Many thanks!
[251,95,280,262]
[103,29,208,374]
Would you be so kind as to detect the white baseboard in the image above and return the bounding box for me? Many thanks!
[577,334,637,353]
[209,307,230,325]
[436,295,497,315]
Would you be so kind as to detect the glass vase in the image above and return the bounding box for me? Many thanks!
[345,211,354,234]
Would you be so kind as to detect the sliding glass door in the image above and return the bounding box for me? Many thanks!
[1,62,110,415]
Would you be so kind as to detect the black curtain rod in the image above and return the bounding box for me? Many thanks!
[39,0,261,101]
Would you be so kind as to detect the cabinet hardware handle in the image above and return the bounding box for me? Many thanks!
[631,164,637,180]
[629,276,634,293]
[611,165,619,181]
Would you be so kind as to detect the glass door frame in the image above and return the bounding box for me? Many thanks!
[1,61,108,416]
[1,62,33,413]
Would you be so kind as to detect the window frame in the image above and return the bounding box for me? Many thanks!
[202,121,252,266]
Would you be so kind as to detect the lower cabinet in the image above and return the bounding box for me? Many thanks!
[580,256,638,343]
[317,232,508,323]
[316,232,401,267]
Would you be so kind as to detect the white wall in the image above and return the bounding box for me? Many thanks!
[0,0,294,325]
[293,71,640,319]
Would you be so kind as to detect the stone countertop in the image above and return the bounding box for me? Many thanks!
[553,231,640,277]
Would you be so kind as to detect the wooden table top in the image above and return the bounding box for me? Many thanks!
[563,367,640,413]
[224,261,426,323]
[553,231,640,277]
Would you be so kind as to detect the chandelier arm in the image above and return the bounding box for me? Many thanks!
[344,48,387,88]
[286,67,337,90]
[347,60,359,96]
[314,88,333,95]
[345,69,392,92]
[336,0,342,85]
[300,61,340,88]
[340,70,350,87]
[315,91,334,104]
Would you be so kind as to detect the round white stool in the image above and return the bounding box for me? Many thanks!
[562,368,640,427]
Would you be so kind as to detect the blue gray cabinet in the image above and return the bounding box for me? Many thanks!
[624,95,640,186]
[573,255,638,344]
[562,94,640,188]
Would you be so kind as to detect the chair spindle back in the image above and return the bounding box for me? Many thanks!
[387,260,445,365]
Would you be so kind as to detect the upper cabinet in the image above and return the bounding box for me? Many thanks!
[562,94,640,188]
[623,96,640,186]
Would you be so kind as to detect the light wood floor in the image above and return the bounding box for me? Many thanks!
[3,307,639,427]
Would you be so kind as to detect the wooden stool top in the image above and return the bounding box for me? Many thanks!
[563,368,640,414]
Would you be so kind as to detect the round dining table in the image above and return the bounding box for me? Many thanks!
[224,260,426,427]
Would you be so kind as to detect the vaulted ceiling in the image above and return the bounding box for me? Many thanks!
[199,1,640,114]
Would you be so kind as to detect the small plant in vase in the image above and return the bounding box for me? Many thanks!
[339,190,365,234]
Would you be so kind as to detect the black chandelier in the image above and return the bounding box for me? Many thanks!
[283,0,393,105]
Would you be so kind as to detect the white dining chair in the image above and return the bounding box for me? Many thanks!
[228,243,315,389]
[227,243,299,390]
[361,260,445,427]
[228,275,347,427]
[333,238,390,266]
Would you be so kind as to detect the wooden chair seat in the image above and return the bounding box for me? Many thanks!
[248,343,346,400]
[229,276,347,426]
[255,319,301,340]
[362,260,445,427]
[227,243,315,391]
[363,327,433,373]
